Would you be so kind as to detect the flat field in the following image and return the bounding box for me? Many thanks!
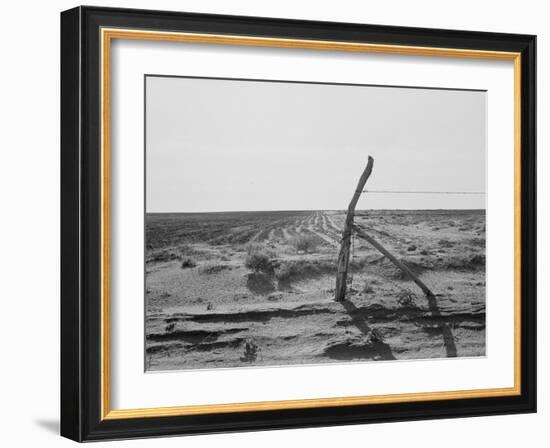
[145,209,486,371]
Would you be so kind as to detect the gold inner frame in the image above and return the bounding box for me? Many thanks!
[100,27,522,420]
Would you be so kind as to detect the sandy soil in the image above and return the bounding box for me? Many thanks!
[145,210,485,371]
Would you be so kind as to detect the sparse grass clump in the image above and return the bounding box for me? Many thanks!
[245,242,267,254]
[468,237,485,248]
[361,281,374,294]
[440,253,485,271]
[289,234,319,253]
[438,238,455,248]
[147,244,209,265]
[240,340,259,363]
[180,257,196,269]
[274,256,371,285]
[245,252,272,274]
[366,328,384,344]
[469,254,486,266]
[199,263,231,275]
[178,244,198,256]
[275,258,334,283]
[397,290,417,308]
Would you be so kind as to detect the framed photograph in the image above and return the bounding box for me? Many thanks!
[61,6,536,442]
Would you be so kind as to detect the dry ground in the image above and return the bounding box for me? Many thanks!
[145,210,485,371]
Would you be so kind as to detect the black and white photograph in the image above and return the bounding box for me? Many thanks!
[144,75,487,371]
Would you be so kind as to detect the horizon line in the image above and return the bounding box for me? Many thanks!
[146,208,486,214]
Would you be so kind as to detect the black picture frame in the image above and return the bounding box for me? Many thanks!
[61,5,536,442]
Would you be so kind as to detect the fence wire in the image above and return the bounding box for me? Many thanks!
[363,189,485,195]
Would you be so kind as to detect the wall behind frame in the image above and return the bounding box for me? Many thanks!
[0,0,545,447]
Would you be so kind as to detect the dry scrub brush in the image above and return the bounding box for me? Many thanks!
[240,340,260,363]
[275,258,334,283]
[245,243,276,274]
[180,257,196,269]
[289,234,319,253]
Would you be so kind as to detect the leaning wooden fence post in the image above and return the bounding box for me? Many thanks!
[335,156,374,301]
[353,224,435,298]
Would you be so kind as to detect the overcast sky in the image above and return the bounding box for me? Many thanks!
[146,76,486,212]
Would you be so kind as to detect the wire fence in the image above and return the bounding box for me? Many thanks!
[362,190,485,195]
[344,188,485,296]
